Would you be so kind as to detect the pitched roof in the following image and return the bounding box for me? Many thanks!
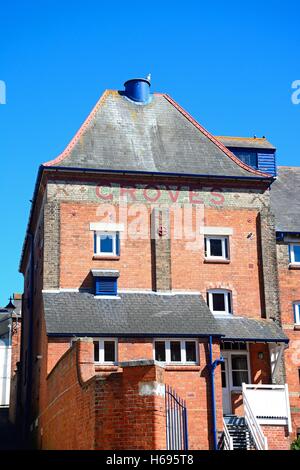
[215,136,276,150]
[42,291,222,337]
[43,91,271,179]
[270,166,300,232]
[216,317,288,342]
[42,291,287,342]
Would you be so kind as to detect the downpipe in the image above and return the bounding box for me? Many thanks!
[209,335,224,450]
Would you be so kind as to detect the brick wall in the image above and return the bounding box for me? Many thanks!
[261,425,290,450]
[277,241,300,439]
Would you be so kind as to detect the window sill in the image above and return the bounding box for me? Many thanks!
[204,258,230,264]
[95,364,121,372]
[288,263,300,270]
[93,255,120,261]
[164,365,201,371]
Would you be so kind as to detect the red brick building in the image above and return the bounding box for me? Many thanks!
[270,167,300,442]
[17,78,293,450]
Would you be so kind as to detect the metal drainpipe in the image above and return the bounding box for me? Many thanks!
[209,335,219,451]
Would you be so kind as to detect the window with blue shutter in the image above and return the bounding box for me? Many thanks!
[95,276,118,296]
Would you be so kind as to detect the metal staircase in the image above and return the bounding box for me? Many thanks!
[221,415,257,450]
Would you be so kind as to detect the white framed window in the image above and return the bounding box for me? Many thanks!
[71,338,118,363]
[289,244,300,264]
[205,236,229,260]
[94,231,120,256]
[207,289,233,315]
[153,339,198,364]
[293,302,300,325]
[93,338,118,364]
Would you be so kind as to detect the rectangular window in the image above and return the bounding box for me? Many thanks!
[234,151,258,169]
[231,354,249,387]
[289,243,300,264]
[207,290,233,315]
[154,339,198,364]
[170,341,181,362]
[205,236,229,260]
[94,231,120,256]
[155,341,166,362]
[93,339,117,364]
[294,303,300,325]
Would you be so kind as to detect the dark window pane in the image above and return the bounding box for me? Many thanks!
[170,341,181,362]
[186,341,196,362]
[212,293,225,312]
[104,341,115,362]
[238,342,247,350]
[100,234,113,253]
[225,238,229,259]
[223,342,232,350]
[235,151,258,169]
[221,362,226,388]
[231,355,248,370]
[232,370,248,387]
[210,239,223,257]
[93,341,99,362]
[155,341,166,362]
[227,292,232,313]
[204,237,207,257]
[294,245,300,262]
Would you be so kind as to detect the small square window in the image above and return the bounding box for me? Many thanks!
[205,236,229,260]
[289,244,300,264]
[93,339,117,363]
[207,290,233,315]
[94,231,120,256]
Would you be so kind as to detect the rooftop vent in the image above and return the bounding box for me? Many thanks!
[123,75,151,104]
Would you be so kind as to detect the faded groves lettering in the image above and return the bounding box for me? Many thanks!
[95,183,225,206]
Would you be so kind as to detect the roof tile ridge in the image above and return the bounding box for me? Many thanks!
[43,89,113,167]
[161,93,272,178]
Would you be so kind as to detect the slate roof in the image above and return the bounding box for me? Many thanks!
[43,291,287,342]
[43,291,222,337]
[215,136,276,150]
[43,91,271,179]
[216,317,288,342]
[270,166,300,233]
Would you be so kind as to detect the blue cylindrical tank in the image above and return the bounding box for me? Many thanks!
[123,78,151,103]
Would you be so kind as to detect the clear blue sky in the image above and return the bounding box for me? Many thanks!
[0,0,299,305]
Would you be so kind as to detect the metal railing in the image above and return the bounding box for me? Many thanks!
[242,384,268,450]
[222,418,234,450]
[165,385,188,450]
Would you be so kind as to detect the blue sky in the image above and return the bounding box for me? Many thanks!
[0,0,299,305]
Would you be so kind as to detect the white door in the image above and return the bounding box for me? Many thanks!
[0,346,12,407]
[221,357,231,415]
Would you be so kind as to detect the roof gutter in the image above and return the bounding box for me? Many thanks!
[46,332,224,338]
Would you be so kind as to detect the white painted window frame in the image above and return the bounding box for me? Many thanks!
[93,338,118,364]
[95,231,117,256]
[293,302,300,325]
[153,338,199,365]
[289,243,300,265]
[207,289,233,315]
[70,338,118,364]
[205,235,229,260]
[222,349,251,392]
